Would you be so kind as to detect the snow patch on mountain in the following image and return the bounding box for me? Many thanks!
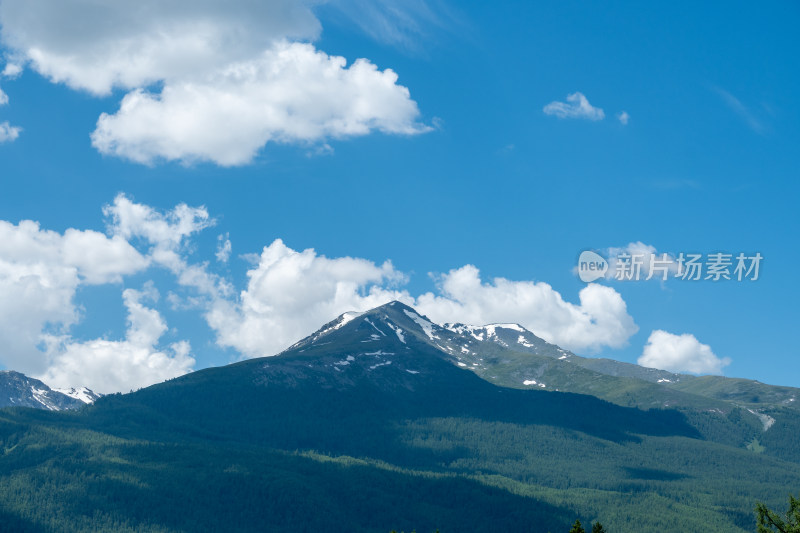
[54,387,100,404]
[444,323,482,340]
[31,386,59,410]
[493,323,525,332]
[403,310,439,340]
[364,318,387,336]
[384,321,406,344]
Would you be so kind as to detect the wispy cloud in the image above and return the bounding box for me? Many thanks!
[496,143,515,155]
[216,234,232,263]
[543,92,605,121]
[714,88,766,135]
[327,0,461,52]
[617,111,629,125]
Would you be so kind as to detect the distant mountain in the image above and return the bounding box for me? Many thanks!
[0,301,797,533]
[0,371,99,411]
[444,319,797,411]
[438,317,799,459]
[53,386,102,405]
[297,303,798,455]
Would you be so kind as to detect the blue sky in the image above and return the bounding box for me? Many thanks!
[0,1,797,392]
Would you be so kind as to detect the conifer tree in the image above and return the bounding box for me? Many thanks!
[569,519,586,533]
[757,495,800,533]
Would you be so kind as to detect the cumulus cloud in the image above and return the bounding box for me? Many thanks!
[206,239,411,357]
[543,92,605,121]
[0,121,20,142]
[205,241,638,357]
[0,86,7,105]
[0,0,320,95]
[638,330,730,374]
[617,111,629,125]
[0,195,226,392]
[104,193,233,301]
[0,218,148,375]
[105,194,211,253]
[1,63,22,78]
[91,42,429,166]
[39,286,195,393]
[0,0,429,165]
[415,265,637,352]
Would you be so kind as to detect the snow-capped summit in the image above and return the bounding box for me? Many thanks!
[53,386,102,405]
[0,371,95,411]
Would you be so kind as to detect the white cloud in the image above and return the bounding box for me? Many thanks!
[0,121,20,142]
[0,220,148,285]
[415,265,637,352]
[206,241,638,357]
[206,239,411,357]
[0,0,320,95]
[104,193,231,299]
[91,42,428,166]
[1,67,21,144]
[0,196,230,392]
[39,286,195,393]
[1,62,22,78]
[617,111,629,125]
[0,218,148,375]
[216,234,232,263]
[0,1,429,165]
[638,330,730,375]
[105,194,212,248]
[543,92,605,121]
[61,229,151,285]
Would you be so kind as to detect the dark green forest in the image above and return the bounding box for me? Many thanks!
[0,363,797,532]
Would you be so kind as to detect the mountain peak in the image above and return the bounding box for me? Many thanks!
[0,370,98,410]
[53,386,102,405]
[285,301,582,365]
[369,300,413,312]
